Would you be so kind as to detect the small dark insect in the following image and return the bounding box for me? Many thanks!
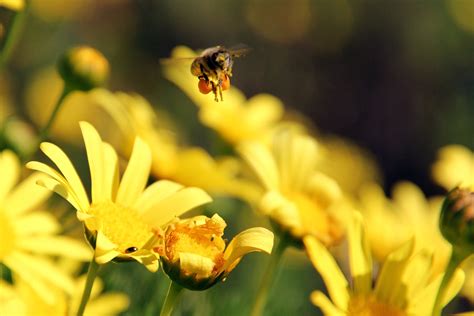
[125,246,138,254]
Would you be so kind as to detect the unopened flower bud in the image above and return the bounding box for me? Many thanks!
[58,46,109,91]
[440,187,474,256]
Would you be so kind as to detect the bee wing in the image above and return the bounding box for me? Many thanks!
[159,57,196,65]
[227,44,252,57]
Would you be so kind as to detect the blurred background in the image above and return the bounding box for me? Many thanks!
[1,0,473,315]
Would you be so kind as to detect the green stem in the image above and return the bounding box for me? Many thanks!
[77,257,100,316]
[250,234,289,316]
[37,84,72,143]
[159,281,184,316]
[0,0,30,71]
[432,247,465,316]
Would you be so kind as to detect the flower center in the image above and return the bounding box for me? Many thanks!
[165,216,226,272]
[348,295,405,316]
[88,201,153,253]
[0,212,16,260]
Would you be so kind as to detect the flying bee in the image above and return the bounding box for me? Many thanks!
[163,45,250,102]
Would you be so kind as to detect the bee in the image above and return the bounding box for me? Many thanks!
[163,45,250,102]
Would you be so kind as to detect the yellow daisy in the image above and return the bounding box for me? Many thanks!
[94,89,262,204]
[238,130,346,245]
[158,213,274,290]
[162,46,285,145]
[0,150,91,303]
[0,274,129,316]
[432,144,473,191]
[304,213,465,316]
[27,121,212,271]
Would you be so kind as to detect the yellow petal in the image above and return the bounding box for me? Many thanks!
[80,121,105,203]
[441,268,465,306]
[348,212,372,296]
[399,250,433,302]
[5,252,75,295]
[94,231,120,264]
[238,142,279,191]
[17,236,92,260]
[310,291,346,316]
[135,180,184,214]
[129,250,159,273]
[0,0,24,11]
[179,252,215,278]
[222,227,274,273]
[40,142,89,209]
[374,238,414,306]
[85,293,130,316]
[15,211,60,234]
[3,173,51,216]
[303,236,349,310]
[0,150,20,203]
[259,191,301,230]
[27,161,86,211]
[141,187,212,227]
[102,143,119,201]
[116,137,151,207]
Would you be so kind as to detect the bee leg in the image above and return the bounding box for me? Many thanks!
[211,81,218,102]
[218,85,223,101]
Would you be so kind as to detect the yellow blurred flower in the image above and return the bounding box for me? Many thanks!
[27,121,212,271]
[95,89,263,203]
[158,213,273,290]
[358,181,451,277]
[0,150,91,303]
[318,135,382,197]
[432,144,473,191]
[162,46,285,145]
[304,213,465,316]
[0,274,129,316]
[239,130,346,245]
[447,0,474,34]
[0,0,24,11]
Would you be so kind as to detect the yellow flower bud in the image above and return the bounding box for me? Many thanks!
[440,187,474,257]
[157,214,273,291]
[58,46,109,91]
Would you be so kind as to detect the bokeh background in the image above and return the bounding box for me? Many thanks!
[1,0,473,315]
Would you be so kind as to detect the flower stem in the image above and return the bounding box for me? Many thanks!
[432,247,465,316]
[159,281,184,316]
[250,234,289,316]
[0,1,30,71]
[36,84,72,144]
[77,257,100,316]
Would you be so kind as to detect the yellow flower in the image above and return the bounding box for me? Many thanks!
[157,213,274,290]
[304,213,465,316]
[94,89,263,204]
[0,150,91,303]
[27,121,212,271]
[0,274,129,316]
[432,144,474,191]
[0,0,24,11]
[359,181,451,277]
[239,130,346,245]
[162,46,285,145]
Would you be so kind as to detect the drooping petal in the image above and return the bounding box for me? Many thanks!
[221,227,274,273]
[39,142,89,208]
[80,121,105,203]
[129,250,159,273]
[348,212,372,296]
[101,143,119,201]
[441,268,465,307]
[3,173,51,216]
[310,291,346,316]
[116,137,151,207]
[17,236,92,260]
[0,150,20,203]
[135,180,183,214]
[94,231,120,264]
[27,161,86,211]
[179,252,215,278]
[303,236,350,310]
[141,187,212,227]
[238,142,279,191]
